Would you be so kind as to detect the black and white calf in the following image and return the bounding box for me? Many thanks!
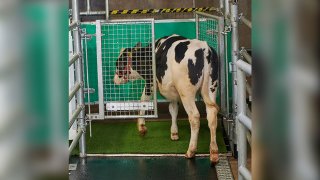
[114,34,220,164]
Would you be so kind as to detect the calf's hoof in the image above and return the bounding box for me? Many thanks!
[210,150,219,166]
[138,125,147,136]
[170,133,179,141]
[185,150,196,159]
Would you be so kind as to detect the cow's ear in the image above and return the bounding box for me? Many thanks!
[133,42,141,51]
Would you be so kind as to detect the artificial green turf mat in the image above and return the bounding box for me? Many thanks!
[72,119,227,154]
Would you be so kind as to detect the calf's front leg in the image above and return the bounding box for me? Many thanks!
[137,87,149,136]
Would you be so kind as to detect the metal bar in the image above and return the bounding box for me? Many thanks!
[69,21,79,31]
[230,2,239,117]
[86,0,91,13]
[151,19,158,118]
[195,11,221,20]
[239,166,252,180]
[69,53,80,67]
[240,16,252,29]
[105,0,109,20]
[95,20,105,119]
[231,2,249,180]
[69,82,81,102]
[69,105,84,129]
[236,60,252,75]
[240,49,252,64]
[80,11,106,15]
[84,32,92,142]
[218,16,227,116]
[224,0,230,18]
[238,113,252,130]
[68,129,83,155]
[219,0,224,9]
[195,14,199,40]
[72,0,86,157]
[100,18,156,24]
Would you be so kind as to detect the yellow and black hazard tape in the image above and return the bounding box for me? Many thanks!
[110,7,220,15]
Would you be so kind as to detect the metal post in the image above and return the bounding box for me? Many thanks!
[230,1,239,149]
[195,14,199,40]
[219,0,224,9]
[224,0,230,18]
[218,16,227,116]
[231,1,241,178]
[105,0,109,20]
[95,20,105,119]
[231,2,249,179]
[237,65,248,180]
[72,0,86,157]
[86,0,91,14]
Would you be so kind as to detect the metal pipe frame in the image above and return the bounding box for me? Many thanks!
[195,11,221,20]
[218,16,227,116]
[239,166,252,180]
[69,82,81,102]
[69,53,80,66]
[151,19,158,118]
[69,105,84,129]
[237,113,252,130]
[236,59,252,75]
[68,129,83,155]
[195,14,199,40]
[95,20,105,120]
[80,11,106,15]
[86,0,91,13]
[69,21,79,30]
[230,2,239,117]
[240,15,252,29]
[72,0,86,157]
[240,48,252,64]
[105,0,109,20]
[231,2,252,180]
[224,0,230,18]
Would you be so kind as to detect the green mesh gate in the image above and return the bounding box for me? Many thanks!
[95,19,157,119]
[196,12,227,116]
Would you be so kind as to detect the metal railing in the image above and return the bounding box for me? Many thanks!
[69,0,86,157]
[229,0,252,180]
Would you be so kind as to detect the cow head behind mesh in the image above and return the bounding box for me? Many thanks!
[113,42,143,84]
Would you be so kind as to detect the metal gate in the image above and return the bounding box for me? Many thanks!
[195,12,228,117]
[95,19,157,119]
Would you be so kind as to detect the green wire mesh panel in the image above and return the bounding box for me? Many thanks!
[196,13,224,109]
[198,16,219,54]
[97,20,157,118]
[81,22,197,104]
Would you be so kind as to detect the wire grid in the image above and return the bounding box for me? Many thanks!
[198,16,219,51]
[101,20,156,118]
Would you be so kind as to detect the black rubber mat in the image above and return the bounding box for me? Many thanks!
[69,156,218,180]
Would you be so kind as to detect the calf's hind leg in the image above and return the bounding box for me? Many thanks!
[180,95,200,159]
[201,82,220,165]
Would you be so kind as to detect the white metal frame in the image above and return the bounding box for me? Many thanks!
[69,0,86,157]
[229,1,252,180]
[93,19,157,120]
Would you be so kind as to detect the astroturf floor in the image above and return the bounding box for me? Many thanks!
[72,119,227,155]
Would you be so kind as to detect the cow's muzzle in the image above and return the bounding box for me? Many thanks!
[114,74,128,85]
